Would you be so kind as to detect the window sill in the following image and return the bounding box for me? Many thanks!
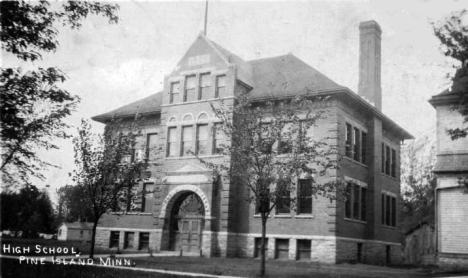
[295,215,314,219]
[343,156,368,168]
[381,173,397,181]
[163,96,235,107]
[381,225,397,230]
[165,154,223,160]
[274,215,292,218]
[344,218,367,224]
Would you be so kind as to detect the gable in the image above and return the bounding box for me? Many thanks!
[171,33,230,75]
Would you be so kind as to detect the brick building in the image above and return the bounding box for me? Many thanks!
[429,89,468,267]
[92,20,412,264]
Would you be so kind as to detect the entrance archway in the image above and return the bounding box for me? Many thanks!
[169,192,205,252]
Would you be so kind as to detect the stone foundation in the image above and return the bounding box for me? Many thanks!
[438,254,468,270]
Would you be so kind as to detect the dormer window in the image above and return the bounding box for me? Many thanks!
[215,75,226,98]
[199,73,211,100]
[184,75,196,102]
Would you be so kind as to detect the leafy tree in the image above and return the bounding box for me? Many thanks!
[56,184,94,223]
[432,9,468,140]
[0,1,119,188]
[196,92,340,277]
[0,185,55,236]
[400,133,437,233]
[71,119,149,258]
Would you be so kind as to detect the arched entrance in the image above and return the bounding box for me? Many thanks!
[169,192,205,252]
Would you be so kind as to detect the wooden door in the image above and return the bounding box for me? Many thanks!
[181,219,201,252]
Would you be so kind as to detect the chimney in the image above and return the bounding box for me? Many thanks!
[358,20,382,111]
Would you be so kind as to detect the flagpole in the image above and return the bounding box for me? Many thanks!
[204,0,209,36]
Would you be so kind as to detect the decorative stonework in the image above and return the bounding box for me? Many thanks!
[159,185,211,219]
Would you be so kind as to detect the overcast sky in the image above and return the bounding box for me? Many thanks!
[3,0,466,198]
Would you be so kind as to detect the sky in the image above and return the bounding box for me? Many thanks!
[2,0,466,199]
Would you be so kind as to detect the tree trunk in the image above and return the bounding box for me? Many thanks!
[89,220,98,259]
[260,213,267,277]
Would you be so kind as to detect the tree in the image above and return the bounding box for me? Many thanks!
[0,1,119,188]
[400,133,437,233]
[56,184,94,223]
[196,92,340,277]
[0,185,55,236]
[432,9,468,140]
[71,119,149,258]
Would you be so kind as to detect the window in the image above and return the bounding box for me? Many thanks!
[254,238,268,258]
[255,181,270,214]
[139,233,150,250]
[345,123,352,158]
[381,143,397,178]
[361,132,367,165]
[167,127,177,157]
[199,73,211,100]
[184,75,196,102]
[140,183,154,212]
[298,179,312,214]
[381,192,396,227]
[146,133,158,161]
[278,123,293,154]
[276,179,291,214]
[275,239,289,259]
[260,123,274,154]
[196,124,209,155]
[344,182,367,221]
[58,229,62,236]
[181,126,193,156]
[297,240,311,260]
[213,123,223,154]
[109,231,119,248]
[353,127,361,161]
[124,232,134,249]
[345,123,366,164]
[170,82,179,104]
[215,75,226,98]
[80,230,83,238]
[385,146,390,175]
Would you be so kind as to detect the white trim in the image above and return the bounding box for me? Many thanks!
[344,176,368,187]
[97,227,157,232]
[159,185,211,220]
[180,67,217,76]
[382,190,397,197]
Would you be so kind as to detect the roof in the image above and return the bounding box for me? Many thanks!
[90,37,412,139]
[248,54,345,100]
[404,221,434,236]
[92,92,162,123]
[433,153,468,173]
[61,222,93,230]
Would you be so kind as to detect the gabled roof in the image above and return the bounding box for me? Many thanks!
[61,222,93,230]
[92,92,162,123]
[90,37,412,139]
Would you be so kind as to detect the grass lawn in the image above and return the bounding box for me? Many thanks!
[127,256,426,278]
[0,258,208,278]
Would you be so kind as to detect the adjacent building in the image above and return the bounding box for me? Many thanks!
[57,222,93,242]
[429,89,468,267]
[92,20,412,264]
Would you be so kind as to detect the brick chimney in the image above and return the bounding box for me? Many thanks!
[358,20,382,111]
